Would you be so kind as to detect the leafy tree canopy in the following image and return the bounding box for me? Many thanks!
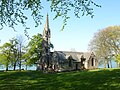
[89,26,120,67]
[0,36,26,70]
[0,42,13,70]
[22,33,43,65]
[116,54,120,63]
[0,0,101,30]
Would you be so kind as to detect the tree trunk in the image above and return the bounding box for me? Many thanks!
[18,51,22,71]
[6,65,8,71]
[116,61,119,68]
[104,60,106,68]
[107,59,110,68]
[26,65,27,70]
[107,63,110,68]
[13,62,16,70]
[19,60,21,70]
[109,60,112,68]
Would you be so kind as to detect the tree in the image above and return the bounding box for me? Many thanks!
[0,0,101,30]
[22,33,43,67]
[15,35,25,70]
[9,38,19,70]
[116,55,120,64]
[0,42,13,71]
[89,26,120,68]
[23,33,54,70]
[0,36,25,71]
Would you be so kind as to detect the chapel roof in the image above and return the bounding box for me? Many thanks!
[54,51,94,61]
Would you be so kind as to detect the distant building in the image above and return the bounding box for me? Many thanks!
[37,14,98,71]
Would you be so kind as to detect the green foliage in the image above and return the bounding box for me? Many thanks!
[49,0,101,30]
[0,36,25,70]
[0,0,101,30]
[9,38,18,65]
[0,54,8,66]
[116,54,120,63]
[22,33,43,65]
[0,0,43,30]
[0,42,13,70]
[89,26,120,66]
[0,69,120,90]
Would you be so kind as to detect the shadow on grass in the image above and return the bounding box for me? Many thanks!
[0,69,120,90]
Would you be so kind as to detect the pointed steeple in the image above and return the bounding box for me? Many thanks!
[44,13,49,31]
[38,13,51,70]
[43,13,51,40]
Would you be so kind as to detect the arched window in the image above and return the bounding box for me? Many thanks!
[91,58,94,66]
[68,55,73,67]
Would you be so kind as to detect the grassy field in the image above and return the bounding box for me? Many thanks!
[0,69,120,90]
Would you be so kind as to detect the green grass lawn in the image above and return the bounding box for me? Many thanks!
[0,69,120,90]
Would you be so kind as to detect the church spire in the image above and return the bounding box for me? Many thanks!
[37,14,51,70]
[42,14,51,69]
[43,13,51,41]
[44,13,49,31]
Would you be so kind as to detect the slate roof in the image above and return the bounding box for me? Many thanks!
[57,51,94,61]
[56,51,83,62]
[51,51,94,63]
[83,52,92,60]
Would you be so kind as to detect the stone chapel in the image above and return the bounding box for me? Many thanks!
[37,14,98,71]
